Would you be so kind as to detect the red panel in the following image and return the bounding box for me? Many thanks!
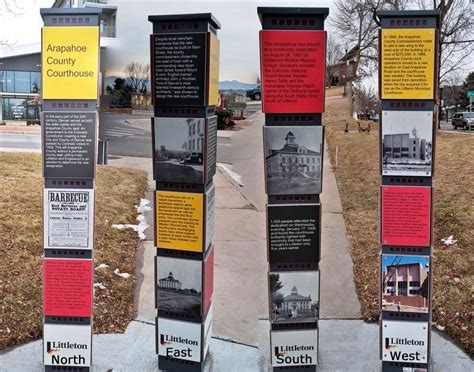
[43,259,93,317]
[260,30,326,113]
[381,186,431,247]
[203,245,214,315]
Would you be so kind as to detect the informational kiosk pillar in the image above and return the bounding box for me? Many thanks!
[40,8,101,371]
[377,10,439,372]
[148,13,220,372]
[258,7,328,371]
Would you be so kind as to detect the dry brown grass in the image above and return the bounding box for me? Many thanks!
[0,152,148,350]
[323,93,473,356]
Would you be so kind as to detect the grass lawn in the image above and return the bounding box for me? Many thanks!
[323,89,473,356]
[0,152,148,350]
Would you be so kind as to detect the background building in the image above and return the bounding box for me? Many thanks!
[383,133,432,161]
[383,261,429,309]
[0,0,116,121]
[280,286,312,317]
[186,118,204,164]
[266,131,321,176]
[158,272,182,291]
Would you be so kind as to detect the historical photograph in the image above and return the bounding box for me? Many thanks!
[153,117,205,183]
[269,271,319,324]
[156,256,202,318]
[382,111,433,176]
[382,255,430,313]
[264,126,323,195]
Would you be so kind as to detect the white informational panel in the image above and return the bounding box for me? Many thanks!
[43,189,94,249]
[205,184,215,251]
[271,329,318,367]
[158,318,202,362]
[43,323,92,367]
[203,303,214,360]
[382,320,428,363]
[381,110,433,176]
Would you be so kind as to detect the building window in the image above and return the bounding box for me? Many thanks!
[409,281,420,287]
[409,289,421,295]
[31,72,41,93]
[398,281,407,288]
[14,71,30,93]
[6,71,15,93]
[386,281,395,287]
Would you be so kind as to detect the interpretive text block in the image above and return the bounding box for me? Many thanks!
[43,258,93,317]
[43,188,94,250]
[155,186,214,253]
[267,204,321,264]
[381,186,431,247]
[381,28,436,100]
[151,33,207,106]
[260,30,326,113]
[43,112,97,179]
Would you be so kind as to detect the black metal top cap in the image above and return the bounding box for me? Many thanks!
[40,7,102,18]
[377,10,439,18]
[257,6,329,25]
[148,13,221,30]
[257,7,329,30]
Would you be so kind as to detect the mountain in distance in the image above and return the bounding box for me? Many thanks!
[219,80,259,90]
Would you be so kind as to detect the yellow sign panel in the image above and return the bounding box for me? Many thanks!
[381,28,435,99]
[208,33,220,106]
[155,191,203,252]
[42,26,99,99]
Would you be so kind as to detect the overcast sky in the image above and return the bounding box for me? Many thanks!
[1,0,336,83]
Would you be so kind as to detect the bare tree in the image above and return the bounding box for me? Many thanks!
[353,81,379,117]
[331,0,410,79]
[326,34,344,86]
[138,63,150,95]
[124,62,143,93]
[0,0,23,47]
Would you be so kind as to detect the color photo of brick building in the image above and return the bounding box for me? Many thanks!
[382,255,429,313]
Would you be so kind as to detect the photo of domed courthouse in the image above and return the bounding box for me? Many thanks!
[265,126,323,195]
[270,271,319,324]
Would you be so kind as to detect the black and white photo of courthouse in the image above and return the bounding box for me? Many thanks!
[156,256,202,318]
[382,111,433,176]
[153,117,205,183]
[269,271,319,324]
[265,126,323,195]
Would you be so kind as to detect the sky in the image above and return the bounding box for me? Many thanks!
[154,118,203,150]
[382,255,430,271]
[266,126,323,151]
[157,256,202,290]
[275,271,319,300]
[0,0,336,83]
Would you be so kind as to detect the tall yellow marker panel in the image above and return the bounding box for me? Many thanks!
[40,8,101,371]
[378,10,439,372]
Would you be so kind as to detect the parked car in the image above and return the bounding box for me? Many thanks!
[246,86,261,101]
[452,112,474,130]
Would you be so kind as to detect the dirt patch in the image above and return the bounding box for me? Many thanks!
[0,152,148,349]
[323,94,473,356]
